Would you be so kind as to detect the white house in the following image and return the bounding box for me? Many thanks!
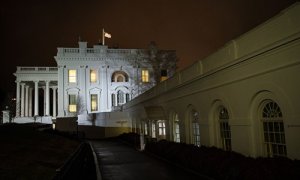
[13,42,177,123]
[8,2,300,159]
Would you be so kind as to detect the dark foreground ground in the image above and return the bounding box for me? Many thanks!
[90,140,211,180]
[0,123,80,180]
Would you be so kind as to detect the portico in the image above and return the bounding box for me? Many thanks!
[14,67,58,122]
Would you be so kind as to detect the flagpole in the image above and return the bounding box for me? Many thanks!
[102,28,105,45]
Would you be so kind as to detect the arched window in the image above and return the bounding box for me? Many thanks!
[112,71,129,82]
[191,110,200,146]
[117,90,124,105]
[219,107,231,151]
[262,101,286,157]
[174,113,180,143]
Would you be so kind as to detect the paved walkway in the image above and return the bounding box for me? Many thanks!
[90,140,211,180]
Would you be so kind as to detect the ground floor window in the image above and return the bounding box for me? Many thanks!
[192,122,200,146]
[262,101,286,157]
[111,94,115,106]
[69,94,77,113]
[219,107,231,151]
[158,120,166,135]
[91,94,98,112]
[174,114,180,142]
[144,123,148,135]
[152,122,156,138]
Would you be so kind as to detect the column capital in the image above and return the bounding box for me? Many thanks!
[21,83,26,86]
[33,80,39,83]
[15,80,21,83]
[51,86,58,90]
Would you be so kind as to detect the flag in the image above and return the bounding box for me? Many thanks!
[104,32,111,38]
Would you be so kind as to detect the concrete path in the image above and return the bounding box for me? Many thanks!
[90,140,211,180]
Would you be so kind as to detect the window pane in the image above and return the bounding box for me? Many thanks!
[69,94,77,112]
[262,101,286,157]
[68,70,76,83]
[91,94,98,111]
[142,70,149,82]
[90,69,97,83]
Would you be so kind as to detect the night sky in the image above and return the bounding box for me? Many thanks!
[1,0,297,93]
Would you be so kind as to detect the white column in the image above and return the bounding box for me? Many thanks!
[28,88,33,117]
[45,81,50,116]
[43,87,46,116]
[34,81,39,116]
[20,83,25,117]
[52,87,57,118]
[25,86,29,117]
[16,81,21,117]
[57,66,64,117]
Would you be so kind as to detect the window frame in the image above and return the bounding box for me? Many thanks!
[90,94,98,112]
[68,94,77,113]
[68,69,77,83]
[141,69,149,83]
[261,101,286,157]
[90,69,97,83]
[219,107,231,151]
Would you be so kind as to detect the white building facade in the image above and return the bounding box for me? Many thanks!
[123,3,300,159]
[10,2,300,159]
[13,42,176,122]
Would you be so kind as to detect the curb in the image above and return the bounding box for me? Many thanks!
[89,141,102,180]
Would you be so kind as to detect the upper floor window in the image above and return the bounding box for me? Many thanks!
[112,71,129,82]
[142,69,149,82]
[68,70,77,83]
[90,69,97,83]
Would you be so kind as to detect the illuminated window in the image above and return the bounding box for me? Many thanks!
[144,123,148,135]
[219,107,231,151]
[191,110,200,146]
[158,121,166,135]
[69,94,77,112]
[174,114,180,142]
[68,70,76,83]
[142,70,149,82]
[262,101,286,157]
[152,122,156,138]
[91,94,98,112]
[90,69,97,83]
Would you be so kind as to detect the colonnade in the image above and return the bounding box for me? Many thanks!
[15,81,57,118]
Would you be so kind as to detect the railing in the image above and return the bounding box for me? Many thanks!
[17,67,58,73]
[57,47,145,56]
